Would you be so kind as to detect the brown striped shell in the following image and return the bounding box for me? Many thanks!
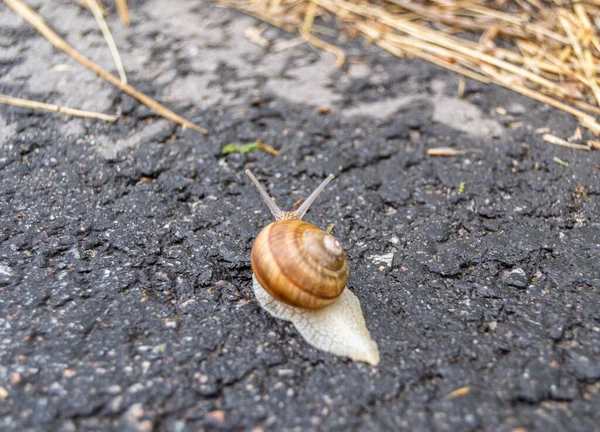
[251,219,349,310]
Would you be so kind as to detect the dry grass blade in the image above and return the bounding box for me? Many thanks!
[244,25,269,47]
[376,36,489,83]
[588,140,600,149]
[258,142,280,155]
[543,133,591,151]
[0,93,118,121]
[444,387,471,399]
[463,4,568,44]
[481,64,600,136]
[71,0,107,15]
[346,3,579,98]
[213,0,600,147]
[426,147,482,157]
[457,77,466,98]
[4,0,206,133]
[116,0,130,26]
[87,0,127,84]
[301,29,345,67]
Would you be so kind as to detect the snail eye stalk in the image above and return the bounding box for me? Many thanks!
[294,174,335,220]
[245,169,284,221]
[246,170,334,221]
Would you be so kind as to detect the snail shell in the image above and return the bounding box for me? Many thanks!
[251,219,348,310]
[246,170,379,365]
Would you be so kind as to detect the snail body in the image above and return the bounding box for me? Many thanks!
[246,170,379,365]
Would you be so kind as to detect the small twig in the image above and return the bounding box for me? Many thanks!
[0,94,118,121]
[87,0,127,84]
[3,0,206,133]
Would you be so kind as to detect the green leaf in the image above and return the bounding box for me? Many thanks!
[221,140,279,156]
[553,156,569,167]
[222,141,261,154]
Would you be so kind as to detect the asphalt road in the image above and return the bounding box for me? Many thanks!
[1,1,599,431]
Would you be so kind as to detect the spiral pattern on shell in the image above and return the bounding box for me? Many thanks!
[251,220,349,310]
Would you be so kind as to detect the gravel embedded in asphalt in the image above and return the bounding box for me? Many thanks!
[0,1,599,431]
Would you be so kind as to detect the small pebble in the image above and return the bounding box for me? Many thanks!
[501,268,529,289]
[0,264,14,286]
[207,410,226,423]
[508,103,526,115]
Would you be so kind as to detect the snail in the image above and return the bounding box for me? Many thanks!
[245,170,379,365]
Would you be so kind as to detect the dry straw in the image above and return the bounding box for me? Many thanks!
[0,94,118,122]
[216,0,600,146]
[3,0,205,132]
[115,0,131,26]
[86,0,128,84]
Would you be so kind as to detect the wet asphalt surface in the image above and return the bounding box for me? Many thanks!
[1,1,600,431]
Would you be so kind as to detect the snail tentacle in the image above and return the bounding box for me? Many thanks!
[294,174,334,220]
[245,169,285,220]
[245,170,334,221]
